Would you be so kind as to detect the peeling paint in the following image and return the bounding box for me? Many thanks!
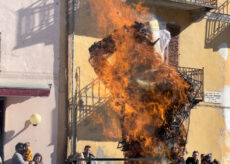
[218,43,229,61]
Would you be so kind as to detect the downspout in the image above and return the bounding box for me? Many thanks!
[71,0,78,155]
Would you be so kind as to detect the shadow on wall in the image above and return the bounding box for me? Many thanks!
[74,0,193,39]
[11,0,61,163]
[3,120,30,164]
[14,0,56,49]
[127,0,194,32]
[205,19,230,51]
[4,120,30,145]
[73,0,109,38]
[95,146,111,164]
[49,92,58,164]
[77,102,122,141]
[5,97,30,107]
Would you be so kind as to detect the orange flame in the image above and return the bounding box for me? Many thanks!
[89,22,190,162]
[89,0,150,35]
[88,0,191,163]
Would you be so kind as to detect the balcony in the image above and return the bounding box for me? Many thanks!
[176,66,204,102]
[205,0,230,43]
[129,0,217,10]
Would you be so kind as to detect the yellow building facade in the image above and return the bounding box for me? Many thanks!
[68,0,230,163]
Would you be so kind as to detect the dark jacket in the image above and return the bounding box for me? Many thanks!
[82,152,96,164]
[186,157,199,164]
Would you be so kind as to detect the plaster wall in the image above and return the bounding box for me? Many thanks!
[72,0,230,162]
[74,35,123,157]
[0,0,66,163]
[72,0,125,157]
[180,15,230,163]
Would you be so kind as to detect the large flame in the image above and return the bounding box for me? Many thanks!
[88,0,191,163]
[89,22,191,163]
[89,0,150,35]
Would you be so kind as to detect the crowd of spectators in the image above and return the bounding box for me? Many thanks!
[186,151,219,164]
[12,142,43,164]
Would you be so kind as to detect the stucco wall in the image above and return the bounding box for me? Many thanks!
[0,0,65,163]
[180,16,230,163]
[74,35,123,158]
[72,0,230,162]
[4,87,58,164]
[72,0,125,157]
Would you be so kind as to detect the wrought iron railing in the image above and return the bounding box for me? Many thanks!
[70,66,203,164]
[167,0,217,8]
[215,0,230,15]
[205,0,230,43]
[116,66,204,164]
[177,66,204,101]
[75,66,204,124]
[76,78,110,124]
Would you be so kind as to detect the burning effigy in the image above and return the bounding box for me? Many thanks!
[88,22,195,163]
[86,0,201,163]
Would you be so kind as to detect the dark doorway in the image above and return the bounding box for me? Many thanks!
[0,98,5,161]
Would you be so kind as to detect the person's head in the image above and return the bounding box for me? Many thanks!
[84,145,91,156]
[23,142,30,152]
[205,153,212,162]
[33,153,42,163]
[213,159,219,164]
[201,154,204,159]
[192,151,199,161]
[15,143,25,154]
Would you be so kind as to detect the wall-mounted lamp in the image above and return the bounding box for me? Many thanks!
[30,114,42,126]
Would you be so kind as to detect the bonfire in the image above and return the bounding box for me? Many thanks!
[89,22,194,163]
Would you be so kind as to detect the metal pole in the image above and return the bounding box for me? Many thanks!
[71,0,78,155]
[67,157,162,163]
[70,0,74,154]
[73,0,80,155]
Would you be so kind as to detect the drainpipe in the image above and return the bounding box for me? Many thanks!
[71,0,78,155]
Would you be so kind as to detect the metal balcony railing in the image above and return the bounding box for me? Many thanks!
[205,0,230,43]
[177,66,204,102]
[167,0,217,7]
[211,0,229,15]
[74,66,204,124]
[67,157,162,164]
[146,0,218,10]
[70,66,203,164]
[76,78,110,124]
